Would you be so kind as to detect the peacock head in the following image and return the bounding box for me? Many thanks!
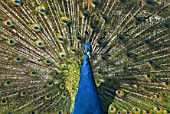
[83,43,92,58]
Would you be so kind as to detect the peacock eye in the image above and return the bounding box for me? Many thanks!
[83,48,86,53]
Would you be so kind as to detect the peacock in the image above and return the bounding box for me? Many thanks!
[0,0,170,114]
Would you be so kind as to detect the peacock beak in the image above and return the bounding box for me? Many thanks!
[87,51,91,58]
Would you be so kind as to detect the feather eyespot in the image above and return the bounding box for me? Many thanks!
[102,15,108,21]
[35,40,45,48]
[154,107,163,113]
[6,39,16,45]
[92,1,99,8]
[90,24,97,30]
[61,91,68,98]
[47,82,53,87]
[20,91,27,97]
[1,99,7,105]
[123,110,132,114]
[60,17,70,25]
[145,39,150,44]
[10,40,15,44]
[46,60,51,64]
[4,19,14,26]
[43,59,52,65]
[56,33,65,43]
[108,104,116,113]
[59,38,64,41]
[55,71,59,77]
[11,0,21,6]
[31,111,38,114]
[82,12,89,18]
[77,36,82,41]
[4,81,12,86]
[16,57,21,61]
[59,84,65,89]
[62,55,65,58]
[14,57,22,62]
[30,24,41,32]
[59,52,66,59]
[166,110,170,113]
[29,70,37,77]
[118,35,125,40]
[70,47,78,55]
[45,95,51,100]
[119,0,126,3]
[60,63,67,70]
[116,90,124,97]
[95,80,101,87]
[97,40,103,45]
[154,94,162,101]
[132,107,141,114]
[163,21,170,29]
[117,111,121,114]
[36,6,46,14]
[145,0,155,5]
[58,111,63,114]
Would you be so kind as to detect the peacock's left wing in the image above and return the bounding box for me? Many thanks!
[89,0,170,113]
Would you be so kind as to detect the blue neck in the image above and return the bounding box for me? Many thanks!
[73,54,104,114]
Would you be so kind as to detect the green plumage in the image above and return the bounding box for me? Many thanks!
[0,0,170,114]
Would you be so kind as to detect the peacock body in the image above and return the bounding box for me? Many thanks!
[73,43,104,114]
[0,0,170,114]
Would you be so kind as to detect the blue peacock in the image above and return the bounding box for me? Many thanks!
[0,0,170,114]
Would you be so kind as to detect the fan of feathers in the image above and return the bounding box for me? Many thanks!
[0,0,170,114]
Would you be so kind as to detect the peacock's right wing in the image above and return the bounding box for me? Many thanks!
[0,0,84,113]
